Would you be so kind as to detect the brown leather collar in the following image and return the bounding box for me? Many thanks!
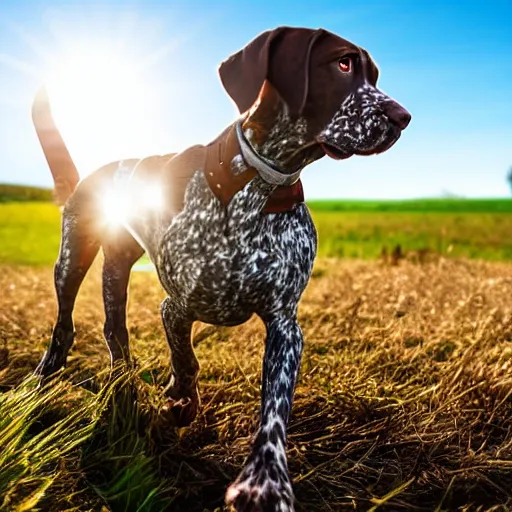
[203,124,304,214]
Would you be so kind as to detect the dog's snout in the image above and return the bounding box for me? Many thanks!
[383,101,411,130]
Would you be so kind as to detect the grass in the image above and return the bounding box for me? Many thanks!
[1,201,512,265]
[1,257,512,511]
[0,369,176,512]
[0,203,61,266]
[313,210,512,260]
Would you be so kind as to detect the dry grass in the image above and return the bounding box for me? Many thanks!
[1,256,512,511]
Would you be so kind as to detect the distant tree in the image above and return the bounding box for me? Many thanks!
[508,167,512,194]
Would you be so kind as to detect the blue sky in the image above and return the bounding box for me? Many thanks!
[0,0,511,199]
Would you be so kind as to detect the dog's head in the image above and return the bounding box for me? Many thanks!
[219,26,411,168]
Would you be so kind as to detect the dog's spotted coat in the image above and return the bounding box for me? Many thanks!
[149,168,315,509]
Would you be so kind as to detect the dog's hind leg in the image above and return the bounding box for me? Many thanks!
[159,296,199,427]
[226,310,303,512]
[34,211,100,378]
[101,230,144,369]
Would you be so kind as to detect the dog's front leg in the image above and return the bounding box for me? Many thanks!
[226,311,303,512]
[159,296,200,427]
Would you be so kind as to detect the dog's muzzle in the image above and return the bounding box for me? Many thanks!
[317,85,411,160]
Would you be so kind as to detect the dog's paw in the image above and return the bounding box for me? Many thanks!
[161,378,200,427]
[33,351,65,380]
[159,395,199,427]
[225,464,295,512]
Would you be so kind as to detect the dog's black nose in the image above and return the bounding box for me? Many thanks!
[383,102,411,130]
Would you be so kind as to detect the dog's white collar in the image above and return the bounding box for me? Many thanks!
[234,122,302,187]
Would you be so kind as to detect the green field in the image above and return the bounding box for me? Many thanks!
[307,197,512,213]
[0,203,62,265]
[1,198,511,265]
[313,210,512,260]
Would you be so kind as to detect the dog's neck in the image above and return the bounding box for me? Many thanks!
[241,110,308,173]
[239,81,318,174]
[233,122,301,187]
[203,121,305,214]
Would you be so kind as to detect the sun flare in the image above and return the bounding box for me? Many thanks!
[100,171,165,227]
[43,39,159,173]
[101,186,131,226]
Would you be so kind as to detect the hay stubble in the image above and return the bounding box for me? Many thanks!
[1,256,511,510]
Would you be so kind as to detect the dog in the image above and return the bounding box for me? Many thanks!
[31,26,410,512]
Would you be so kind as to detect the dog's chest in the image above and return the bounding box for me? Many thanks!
[155,171,317,324]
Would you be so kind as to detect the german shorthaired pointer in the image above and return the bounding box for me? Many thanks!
[31,26,410,512]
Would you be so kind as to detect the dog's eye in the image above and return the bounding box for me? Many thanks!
[338,57,352,73]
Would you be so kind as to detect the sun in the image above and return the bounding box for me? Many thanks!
[46,41,149,135]
[0,7,184,176]
[43,38,159,174]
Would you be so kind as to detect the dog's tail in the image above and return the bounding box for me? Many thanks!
[32,87,80,206]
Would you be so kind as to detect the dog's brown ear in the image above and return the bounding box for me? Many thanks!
[218,26,324,117]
